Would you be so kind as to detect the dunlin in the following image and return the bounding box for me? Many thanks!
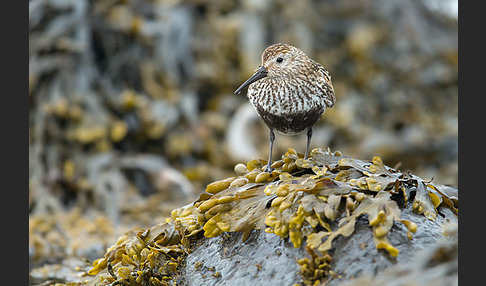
[235,43,335,172]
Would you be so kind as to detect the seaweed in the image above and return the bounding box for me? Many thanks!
[83,148,458,285]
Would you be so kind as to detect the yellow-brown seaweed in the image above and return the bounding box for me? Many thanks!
[82,148,457,286]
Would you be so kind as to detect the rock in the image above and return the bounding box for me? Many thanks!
[179,204,456,286]
[182,231,305,285]
[82,148,458,286]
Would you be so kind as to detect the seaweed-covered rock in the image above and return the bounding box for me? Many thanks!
[29,1,457,284]
[182,231,307,285]
[80,148,457,286]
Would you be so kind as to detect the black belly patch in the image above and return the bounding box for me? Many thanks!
[256,107,324,135]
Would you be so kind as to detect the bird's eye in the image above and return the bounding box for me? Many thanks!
[276,57,283,63]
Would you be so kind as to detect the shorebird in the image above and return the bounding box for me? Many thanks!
[235,43,335,172]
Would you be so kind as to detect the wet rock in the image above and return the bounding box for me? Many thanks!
[80,149,457,286]
[182,231,305,286]
[178,203,456,286]
[328,207,453,285]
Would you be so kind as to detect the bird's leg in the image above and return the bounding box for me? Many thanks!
[304,127,313,160]
[264,129,275,172]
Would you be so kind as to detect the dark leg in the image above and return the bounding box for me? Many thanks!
[264,129,275,172]
[304,127,313,160]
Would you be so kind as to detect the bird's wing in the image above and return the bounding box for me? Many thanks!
[311,60,336,108]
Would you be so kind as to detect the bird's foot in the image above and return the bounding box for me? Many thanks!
[304,150,311,160]
[264,164,275,173]
[304,150,313,161]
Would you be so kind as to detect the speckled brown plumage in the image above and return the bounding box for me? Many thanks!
[235,43,335,171]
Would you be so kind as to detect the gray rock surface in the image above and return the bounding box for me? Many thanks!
[183,231,305,285]
[180,203,456,286]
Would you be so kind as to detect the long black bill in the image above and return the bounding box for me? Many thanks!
[234,66,268,94]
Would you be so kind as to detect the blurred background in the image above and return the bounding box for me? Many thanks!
[29,0,457,283]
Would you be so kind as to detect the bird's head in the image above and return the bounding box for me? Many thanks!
[234,43,307,94]
[261,43,307,78]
